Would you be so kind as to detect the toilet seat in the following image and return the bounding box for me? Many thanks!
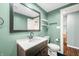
[48,43,60,52]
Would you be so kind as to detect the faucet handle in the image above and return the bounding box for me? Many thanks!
[29,32,34,39]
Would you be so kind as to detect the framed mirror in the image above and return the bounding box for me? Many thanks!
[10,3,41,33]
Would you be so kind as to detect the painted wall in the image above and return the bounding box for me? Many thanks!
[0,3,47,56]
[47,4,76,45]
[47,10,60,45]
[67,12,79,48]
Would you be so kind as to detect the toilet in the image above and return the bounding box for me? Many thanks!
[48,43,60,56]
[43,36,60,56]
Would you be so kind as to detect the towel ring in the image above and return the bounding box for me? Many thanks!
[0,17,4,25]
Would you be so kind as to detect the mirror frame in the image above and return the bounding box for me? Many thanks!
[10,3,41,33]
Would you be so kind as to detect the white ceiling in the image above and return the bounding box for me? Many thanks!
[37,3,69,12]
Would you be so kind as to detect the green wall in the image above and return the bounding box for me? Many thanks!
[47,4,76,45]
[0,3,47,56]
[47,10,60,45]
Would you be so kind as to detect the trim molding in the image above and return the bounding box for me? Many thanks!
[67,44,79,49]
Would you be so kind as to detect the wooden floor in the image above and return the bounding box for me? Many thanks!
[63,32,79,56]
[64,45,79,56]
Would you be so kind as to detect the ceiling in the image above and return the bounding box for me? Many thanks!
[37,3,69,12]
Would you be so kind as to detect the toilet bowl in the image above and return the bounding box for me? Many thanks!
[48,43,60,56]
[43,36,60,56]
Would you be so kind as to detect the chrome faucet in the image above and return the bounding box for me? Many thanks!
[29,32,34,39]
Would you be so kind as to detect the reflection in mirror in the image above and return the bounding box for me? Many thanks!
[27,17,39,30]
[10,3,40,32]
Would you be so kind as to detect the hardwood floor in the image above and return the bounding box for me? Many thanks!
[64,44,79,56]
[63,32,79,56]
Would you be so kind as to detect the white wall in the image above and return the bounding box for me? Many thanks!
[67,12,79,48]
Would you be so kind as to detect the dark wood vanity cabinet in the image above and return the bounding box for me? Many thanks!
[17,40,48,56]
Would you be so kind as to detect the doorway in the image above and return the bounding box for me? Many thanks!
[63,12,79,56]
[60,4,79,56]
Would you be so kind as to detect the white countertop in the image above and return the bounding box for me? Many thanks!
[16,37,48,51]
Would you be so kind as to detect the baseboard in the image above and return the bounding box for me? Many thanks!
[67,44,79,49]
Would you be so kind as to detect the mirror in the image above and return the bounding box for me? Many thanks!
[10,3,40,32]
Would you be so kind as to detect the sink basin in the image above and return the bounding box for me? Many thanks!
[16,37,48,51]
[21,37,42,43]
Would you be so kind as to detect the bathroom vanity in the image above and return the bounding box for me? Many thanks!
[16,37,48,56]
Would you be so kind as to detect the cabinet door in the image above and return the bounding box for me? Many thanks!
[40,47,48,56]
